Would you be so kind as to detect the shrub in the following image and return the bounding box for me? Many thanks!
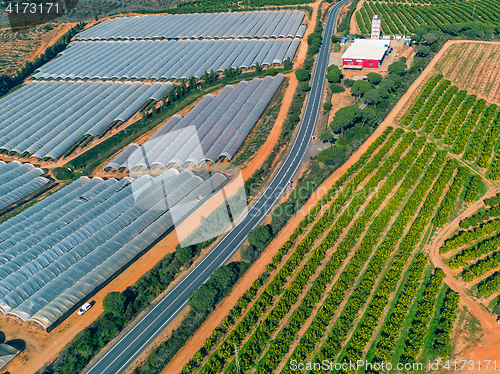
[295,69,310,82]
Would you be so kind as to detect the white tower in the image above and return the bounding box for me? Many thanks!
[371,15,381,39]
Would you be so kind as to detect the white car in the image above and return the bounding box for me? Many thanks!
[77,302,92,315]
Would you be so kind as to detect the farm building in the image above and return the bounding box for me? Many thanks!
[341,39,389,69]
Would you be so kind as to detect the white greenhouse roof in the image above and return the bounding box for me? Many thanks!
[341,44,387,61]
[353,39,390,48]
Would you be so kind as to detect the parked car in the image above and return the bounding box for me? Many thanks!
[497,316,500,324]
[77,302,92,315]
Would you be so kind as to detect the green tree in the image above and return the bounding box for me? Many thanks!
[331,35,339,43]
[295,69,310,82]
[284,58,292,70]
[152,104,157,115]
[103,292,126,319]
[255,61,262,73]
[320,130,334,142]
[211,266,238,292]
[323,102,332,111]
[364,90,381,106]
[326,70,340,83]
[330,106,362,133]
[376,86,389,99]
[380,77,396,92]
[416,45,431,57]
[176,246,193,264]
[366,72,382,85]
[248,226,272,248]
[350,80,372,97]
[300,82,310,91]
[331,83,345,94]
[362,107,378,126]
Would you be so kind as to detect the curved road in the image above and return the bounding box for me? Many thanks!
[86,1,351,373]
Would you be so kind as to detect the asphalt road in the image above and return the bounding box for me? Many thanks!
[86,2,351,373]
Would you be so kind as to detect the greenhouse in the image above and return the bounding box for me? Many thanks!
[76,10,305,41]
[106,74,285,171]
[0,171,226,329]
[0,161,49,211]
[0,343,19,369]
[32,38,301,81]
[0,81,172,160]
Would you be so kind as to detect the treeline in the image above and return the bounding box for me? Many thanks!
[0,22,85,98]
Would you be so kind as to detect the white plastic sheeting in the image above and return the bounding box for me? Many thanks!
[0,161,49,211]
[106,74,284,171]
[0,81,173,159]
[0,171,227,329]
[33,38,300,81]
[76,11,305,41]
[0,343,19,369]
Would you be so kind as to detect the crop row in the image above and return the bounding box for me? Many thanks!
[443,95,477,146]
[281,142,438,374]
[433,167,469,227]
[251,134,424,374]
[412,79,451,130]
[433,90,467,139]
[453,99,487,154]
[464,175,482,204]
[401,75,443,127]
[488,148,500,180]
[448,234,500,269]
[477,271,500,297]
[463,105,498,162]
[223,132,412,373]
[399,269,446,364]
[368,254,428,369]
[196,130,403,374]
[440,218,500,253]
[433,289,460,358]
[423,85,458,134]
[309,151,451,372]
[459,205,500,229]
[477,112,500,169]
[485,193,500,207]
[335,159,456,372]
[461,250,500,282]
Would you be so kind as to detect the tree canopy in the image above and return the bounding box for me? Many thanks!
[330,106,363,133]
[103,292,126,319]
[350,80,372,97]
[248,225,272,248]
[295,69,310,82]
[366,72,382,85]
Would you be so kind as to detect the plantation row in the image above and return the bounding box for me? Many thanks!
[368,254,428,371]
[441,218,500,253]
[188,128,399,374]
[224,131,414,374]
[309,152,453,372]
[282,140,439,374]
[333,156,456,372]
[357,0,500,34]
[432,289,460,358]
[399,269,445,364]
[461,250,500,282]
[485,192,500,207]
[401,75,500,177]
[448,234,500,269]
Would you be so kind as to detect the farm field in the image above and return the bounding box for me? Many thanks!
[434,42,500,106]
[355,0,500,35]
[180,126,470,374]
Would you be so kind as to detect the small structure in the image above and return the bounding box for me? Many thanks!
[340,37,347,44]
[371,15,382,39]
[341,39,389,69]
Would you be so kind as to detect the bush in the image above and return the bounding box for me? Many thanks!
[103,292,126,319]
[295,69,310,82]
[326,70,340,83]
[323,102,332,111]
[331,35,339,43]
[331,84,345,94]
